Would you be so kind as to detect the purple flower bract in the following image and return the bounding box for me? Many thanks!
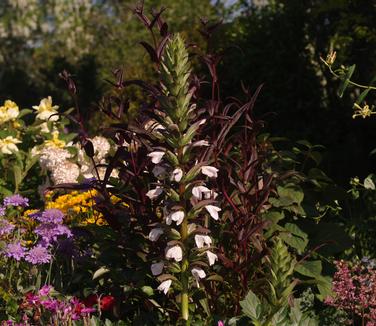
[3,194,29,207]
[25,245,51,264]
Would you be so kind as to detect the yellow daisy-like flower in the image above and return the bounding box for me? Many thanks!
[0,136,21,155]
[32,96,59,121]
[0,100,19,124]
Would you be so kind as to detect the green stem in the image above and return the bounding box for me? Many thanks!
[180,215,189,322]
[322,59,376,91]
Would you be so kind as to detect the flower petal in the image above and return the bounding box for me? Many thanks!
[148,228,163,242]
[170,211,185,226]
[146,187,163,200]
[157,279,172,295]
[201,166,219,178]
[194,235,212,248]
[151,262,164,276]
[205,205,221,220]
[206,251,218,266]
[165,245,183,262]
[147,151,165,164]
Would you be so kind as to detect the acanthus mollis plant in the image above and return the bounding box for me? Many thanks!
[144,34,222,323]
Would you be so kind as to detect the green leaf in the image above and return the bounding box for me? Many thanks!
[92,266,110,280]
[141,286,154,297]
[338,64,355,97]
[13,165,22,190]
[295,260,322,278]
[239,290,262,321]
[280,223,308,253]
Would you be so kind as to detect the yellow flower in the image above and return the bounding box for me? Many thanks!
[352,102,376,119]
[43,131,66,148]
[32,96,59,121]
[0,100,19,124]
[0,136,21,155]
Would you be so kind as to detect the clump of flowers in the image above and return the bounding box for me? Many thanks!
[325,259,376,325]
[0,194,72,266]
[45,190,124,226]
[8,285,96,325]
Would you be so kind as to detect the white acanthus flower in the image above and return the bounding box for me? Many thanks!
[32,96,59,121]
[146,187,163,200]
[192,186,211,200]
[151,262,164,276]
[0,136,21,155]
[171,168,183,182]
[157,279,172,295]
[165,245,183,262]
[206,251,218,266]
[147,151,165,164]
[201,166,219,178]
[191,267,206,287]
[194,235,212,248]
[51,161,80,184]
[149,228,163,242]
[170,211,185,226]
[205,205,221,220]
[192,140,209,147]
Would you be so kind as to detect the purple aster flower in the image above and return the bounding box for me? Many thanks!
[25,245,51,264]
[0,219,15,236]
[0,206,5,217]
[4,242,25,261]
[35,223,72,244]
[37,209,64,224]
[3,194,29,207]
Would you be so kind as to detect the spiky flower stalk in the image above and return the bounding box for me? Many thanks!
[146,34,220,323]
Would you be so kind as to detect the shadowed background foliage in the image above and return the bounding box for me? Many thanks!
[0,0,375,185]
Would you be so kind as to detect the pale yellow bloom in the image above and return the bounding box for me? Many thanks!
[0,136,21,154]
[352,103,376,119]
[32,96,59,121]
[43,131,66,148]
[0,100,19,124]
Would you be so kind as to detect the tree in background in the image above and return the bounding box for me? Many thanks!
[0,0,217,126]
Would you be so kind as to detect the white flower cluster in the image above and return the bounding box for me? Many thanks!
[36,135,117,185]
[147,145,221,294]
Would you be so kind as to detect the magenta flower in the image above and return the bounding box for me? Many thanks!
[0,206,5,216]
[3,194,29,207]
[38,285,52,296]
[25,245,51,264]
[4,242,25,261]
